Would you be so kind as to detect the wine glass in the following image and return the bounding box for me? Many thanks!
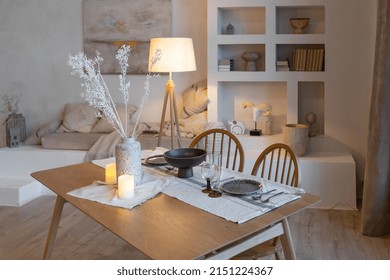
[209,153,222,197]
[201,153,222,197]
[201,159,216,194]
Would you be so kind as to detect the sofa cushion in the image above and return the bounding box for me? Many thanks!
[182,79,209,118]
[60,103,99,133]
[41,132,105,150]
[91,103,138,133]
[25,119,61,145]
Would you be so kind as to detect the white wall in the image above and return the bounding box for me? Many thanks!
[325,0,376,191]
[0,0,207,146]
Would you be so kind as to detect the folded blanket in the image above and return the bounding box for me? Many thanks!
[85,123,148,161]
[85,131,122,161]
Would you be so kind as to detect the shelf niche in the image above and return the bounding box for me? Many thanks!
[276,44,325,72]
[218,6,266,35]
[217,81,287,135]
[218,44,265,72]
[298,81,324,136]
[276,6,325,35]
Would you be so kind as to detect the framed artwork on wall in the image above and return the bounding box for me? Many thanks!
[83,0,171,74]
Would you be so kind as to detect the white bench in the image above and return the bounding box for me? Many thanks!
[0,145,86,206]
[1,135,357,209]
[238,134,357,210]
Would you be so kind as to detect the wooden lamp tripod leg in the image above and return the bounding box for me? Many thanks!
[157,84,170,148]
[158,78,182,149]
[170,81,182,148]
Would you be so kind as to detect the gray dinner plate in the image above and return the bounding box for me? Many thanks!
[145,155,167,165]
[221,179,262,195]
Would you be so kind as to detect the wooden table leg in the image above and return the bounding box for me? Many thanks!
[279,218,297,260]
[43,195,66,260]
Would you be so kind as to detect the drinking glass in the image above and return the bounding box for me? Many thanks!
[208,153,222,197]
[200,153,221,197]
[201,158,216,194]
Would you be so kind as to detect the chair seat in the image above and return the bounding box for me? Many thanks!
[231,240,282,260]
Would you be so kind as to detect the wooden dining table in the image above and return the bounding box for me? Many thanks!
[31,162,320,260]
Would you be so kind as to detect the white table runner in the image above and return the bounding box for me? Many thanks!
[70,151,304,223]
[162,166,304,224]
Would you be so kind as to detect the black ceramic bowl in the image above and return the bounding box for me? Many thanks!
[164,148,206,178]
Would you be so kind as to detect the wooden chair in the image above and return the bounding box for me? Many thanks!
[189,128,245,172]
[233,143,299,260]
[251,143,299,187]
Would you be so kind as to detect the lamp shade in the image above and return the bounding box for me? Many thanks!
[148,37,197,73]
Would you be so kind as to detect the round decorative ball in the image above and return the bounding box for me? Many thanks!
[305,112,317,124]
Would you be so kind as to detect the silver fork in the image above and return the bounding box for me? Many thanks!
[252,189,276,200]
[259,192,284,203]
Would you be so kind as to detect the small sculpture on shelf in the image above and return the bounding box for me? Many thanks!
[243,101,272,136]
[305,112,317,137]
[241,52,260,71]
[225,23,235,34]
[228,120,245,135]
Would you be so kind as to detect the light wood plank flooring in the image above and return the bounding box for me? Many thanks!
[1,196,389,260]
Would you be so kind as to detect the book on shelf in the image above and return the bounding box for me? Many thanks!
[291,48,324,71]
[276,60,290,71]
[218,59,234,71]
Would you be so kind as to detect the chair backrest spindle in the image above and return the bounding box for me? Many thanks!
[251,143,299,187]
[189,128,245,172]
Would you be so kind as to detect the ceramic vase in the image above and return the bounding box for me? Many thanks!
[283,124,308,157]
[115,137,142,185]
[241,52,260,71]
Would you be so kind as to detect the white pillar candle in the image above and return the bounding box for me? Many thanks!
[117,174,135,199]
[105,163,117,185]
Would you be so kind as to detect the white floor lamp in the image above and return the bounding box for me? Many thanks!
[148,37,197,149]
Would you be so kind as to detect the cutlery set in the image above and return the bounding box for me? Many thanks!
[252,190,285,203]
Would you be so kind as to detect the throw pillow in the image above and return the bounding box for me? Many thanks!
[60,103,99,133]
[91,103,138,133]
[25,119,62,145]
[179,111,208,136]
[182,79,210,118]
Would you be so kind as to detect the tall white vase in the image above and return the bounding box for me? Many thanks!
[115,137,142,185]
[283,124,308,157]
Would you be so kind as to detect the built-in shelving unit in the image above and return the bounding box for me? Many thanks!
[207,0,326,136]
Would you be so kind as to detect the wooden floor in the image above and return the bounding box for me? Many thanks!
[1,196,389,260]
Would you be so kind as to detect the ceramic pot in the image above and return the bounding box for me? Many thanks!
[283,124,308,157]
[115,137,142,185]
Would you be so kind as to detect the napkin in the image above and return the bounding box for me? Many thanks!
[91,157,115,168]
[67,169,172,210]
[260,179,305,194]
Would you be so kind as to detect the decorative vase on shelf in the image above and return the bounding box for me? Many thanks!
[282,124,308,157]
[290,18,310,34]
[115,137,142,185]
[241,52,260,71]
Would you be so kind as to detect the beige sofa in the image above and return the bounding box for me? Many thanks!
[25,80,210,156]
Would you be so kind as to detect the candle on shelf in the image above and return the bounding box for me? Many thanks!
[117,174,135,199]
[105,163,117,185]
